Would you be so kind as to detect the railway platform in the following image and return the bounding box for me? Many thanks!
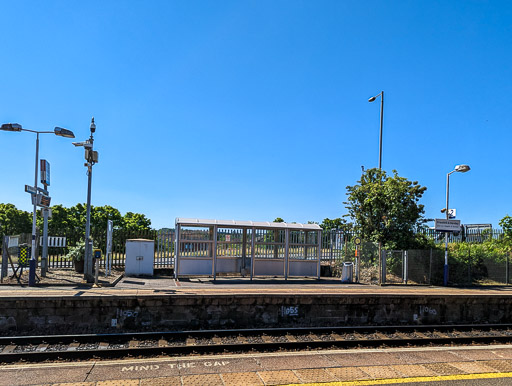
[3,345,512,385]
[1,277,512,333]
[2,278,512,385]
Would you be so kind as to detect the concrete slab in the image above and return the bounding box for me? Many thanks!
[492,348,512,359]
[87,360,180,381]
[175,357,262,375]
[255,353,336,370]
[416,350,472,363]
[423,362,465,375]
[358,365,403,379]
[96,381,139,386]
[220,371,264,386]
[326,351,404,367]
[480,360,512,372]
[0,365,92,386]
[140,377,181,386]
[257,370,301,385]
[293,368,337,383]
[181,373,224,386]
[449,361,499,374]
[325,366,372,381]
[439,348,504,361]
[391,364,437,377]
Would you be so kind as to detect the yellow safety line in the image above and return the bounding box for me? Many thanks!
[286,372,512,386]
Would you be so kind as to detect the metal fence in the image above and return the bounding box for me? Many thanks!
[2,227,511,287]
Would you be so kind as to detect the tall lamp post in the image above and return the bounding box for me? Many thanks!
[443,164,470,286]
[368,91,384,284]
[1,123,75,287]
[73,118,98,283]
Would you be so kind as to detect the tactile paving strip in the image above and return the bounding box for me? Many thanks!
[423,362,465,375]
[52,383,95,386]
[480,360,512,372]
[448,361,499,374]
[294,368,336,383]
[358,365,403,379]
[257,370,301,385]
[221,371,264,385]
[325,367,372,381]
[96,381,140,386]
[140,376,182,385]
[181,373,224,386]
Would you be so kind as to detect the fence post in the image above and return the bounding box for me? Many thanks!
[1,236,9,281]
[381,249,386,284]
[403,250,408,284]
[330,230,333,265]
[507,252,509,286]
[468,245,471,284]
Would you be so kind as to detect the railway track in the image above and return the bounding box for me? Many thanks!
[1,324,512,363]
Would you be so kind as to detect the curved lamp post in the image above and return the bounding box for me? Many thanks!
[368,91,384,169]
[443,164,471,286]
[368,91,384,284]
[1,123,75,286]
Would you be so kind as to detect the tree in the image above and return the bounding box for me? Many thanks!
[344,168,427,250]
[0,203,32,236]
[122,212,152,232]
[499,215,512,239]
[273,217,284,223]
[91,205,123,235]
[320,218,353,232]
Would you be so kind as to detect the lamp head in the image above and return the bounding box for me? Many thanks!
[455,164,471,173]
[54,127,75,138]
[1,123,22,132]
[368,96,376,102]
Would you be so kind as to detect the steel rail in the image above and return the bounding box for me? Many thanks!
[1,323,511,363]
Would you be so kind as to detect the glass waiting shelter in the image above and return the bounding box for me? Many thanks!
[174,218,323,280]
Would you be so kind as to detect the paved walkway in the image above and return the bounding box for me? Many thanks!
[1,277,512,298]
[3,346,512,385]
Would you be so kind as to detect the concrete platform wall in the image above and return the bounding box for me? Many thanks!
[1,294,511,333]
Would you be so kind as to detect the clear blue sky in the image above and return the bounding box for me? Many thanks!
[1,1,511,229]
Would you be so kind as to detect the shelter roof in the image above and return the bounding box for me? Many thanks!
[175,218,321,231]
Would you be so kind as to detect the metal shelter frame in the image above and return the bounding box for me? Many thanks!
[174,218,323,280]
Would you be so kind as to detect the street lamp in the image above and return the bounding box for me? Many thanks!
[73,117,98,283]
[368,91,385,284]
[443,164,471,286]
[1,123,75,286]
[368,91,384,169]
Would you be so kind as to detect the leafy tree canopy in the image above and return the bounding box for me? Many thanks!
[0,203,32,236]
[320,218,353,232]
[273,217,284,223]
[122,212,152,232]
[499,215,512,238]
[1,203,152,245]
[344,168,427,250]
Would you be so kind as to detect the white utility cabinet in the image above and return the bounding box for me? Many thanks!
[125,239,154,276]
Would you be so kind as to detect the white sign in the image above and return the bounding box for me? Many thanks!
[435,218,461,232]
[448,209,456,219]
